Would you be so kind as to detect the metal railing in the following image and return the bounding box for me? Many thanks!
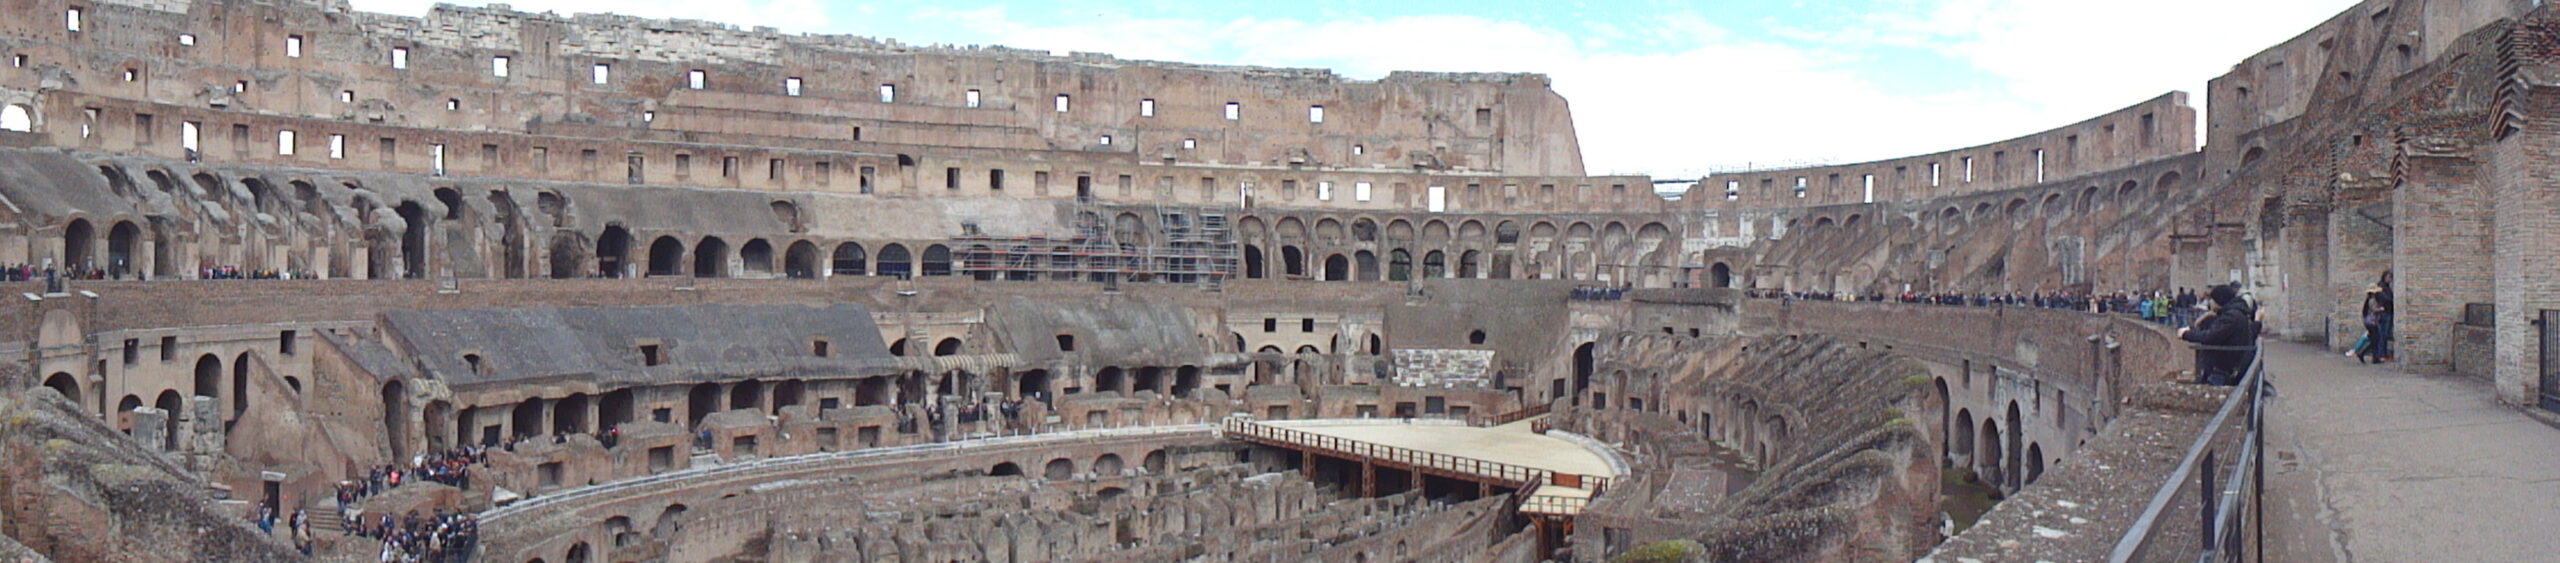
[2111,341,2267,562]
[1220,418,1610,496]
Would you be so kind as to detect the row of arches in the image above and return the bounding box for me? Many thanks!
[565,228,949,280]
[1937,380,2046,493]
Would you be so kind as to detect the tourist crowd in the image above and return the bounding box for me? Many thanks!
[1745,287,2209,326]
[353,509,480,563]
[199,265,316,280]
[335,445,488,507]
[1572,285,1630,301]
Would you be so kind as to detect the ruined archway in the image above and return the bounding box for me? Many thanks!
[646,236,683,276]
[63,219,95,269]
[693,236,729,278]
[396,201,428,278]
[0,104,32,132]
[43,372,79,404]
[596,226,633,278]
[382,380,411,460]
[106,221,140,278]
[876,244,912,279]
[739,239,774,276]
[783,241,819,279]
[832,242,868,276]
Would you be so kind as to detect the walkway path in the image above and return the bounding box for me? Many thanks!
[2261,341,2560,562]
[1263,417,1615,478]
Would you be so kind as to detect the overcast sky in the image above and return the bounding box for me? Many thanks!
[350,0,2358,179]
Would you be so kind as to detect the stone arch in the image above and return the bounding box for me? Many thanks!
[378,379,410,459]
[106,220,141,278]
[1978,417,2004,487]
[875,244,915,279]
[1355,250,1379,281]
[0,104,32,132]
[63,218,96,268]
[1709,263,1733,288]
[1281,245,1305,277]
[831,242,868,276]
[1457,250,1481,278]
[1323,254,1349,281]
[933,338,963,357]
[738,239,774,276]
[231,352,254,418]
[1421,250,1446,278]
[43,372,79,404]
[692,236,730,277]
[921,244,953,276]
[1017,369,1051,397]
[1243,244,1266,279]
[1096,367,1126,395]
[1094,453,1125,476]
[591,227,626,276]
[990,462,1023,477]
[154,390,184,450]
[2005,401,2025,489]
[783,241,819,279]
[1044,458,1076,481]
[646,236,684,276]
[549,231,591,279]
[395,201,429,277]
[2117,180,2142,202]
[652,504,688,539]
[1348,217,1375,242]
[1952,408,1975,468]
[1387,249,1412,281]
[193,354,223,402]
[2025,442,2046,485]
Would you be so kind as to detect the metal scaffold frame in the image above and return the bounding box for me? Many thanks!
[950,200,1239,286]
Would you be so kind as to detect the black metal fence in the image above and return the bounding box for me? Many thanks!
[2111,341,2267,562]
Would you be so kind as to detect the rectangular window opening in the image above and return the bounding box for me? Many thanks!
[1224,102,1240,120]
[965,89,981,108]
[877,84,895,103]
[327,134,345,159]
[1140,98,1156,117]
[785,77,802,96]
[391,47,409,69]
[592,63,610,84]
[286,35,303,58]
[491,56,509,78]
[1054,94,1071,113]
[1308,105,1325,123]
[688,69,706,90]
[276,130,296,156]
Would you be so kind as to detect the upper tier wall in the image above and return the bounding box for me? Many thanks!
[1685,94,2197,211]
[2202,0,2530,156]
[0,0,1584,178]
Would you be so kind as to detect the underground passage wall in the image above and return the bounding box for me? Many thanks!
[1544,292,2200,559]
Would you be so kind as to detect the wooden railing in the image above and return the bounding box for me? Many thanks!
[1518,493,1591,516]
[1220,418,1612,498]
[1478,404,1552,427]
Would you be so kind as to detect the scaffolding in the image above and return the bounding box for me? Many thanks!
[951,202,1238,286]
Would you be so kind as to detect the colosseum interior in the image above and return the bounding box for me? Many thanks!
[4,0,2560,561]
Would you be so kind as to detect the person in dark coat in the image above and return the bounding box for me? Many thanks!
[2360,271,2395,363]
[2181,284,2259,385]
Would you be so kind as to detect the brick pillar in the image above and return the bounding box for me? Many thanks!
[2394,149,2491,368]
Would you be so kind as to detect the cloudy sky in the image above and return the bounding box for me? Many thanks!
[348,0,2358,179]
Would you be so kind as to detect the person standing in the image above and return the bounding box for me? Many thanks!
[2181,284,2260,385]
[2359,271,2395,363]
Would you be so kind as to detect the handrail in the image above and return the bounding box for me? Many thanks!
[1480,404,1552,427]
[2109,339,2267,562]
[1219,418,1611,496]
